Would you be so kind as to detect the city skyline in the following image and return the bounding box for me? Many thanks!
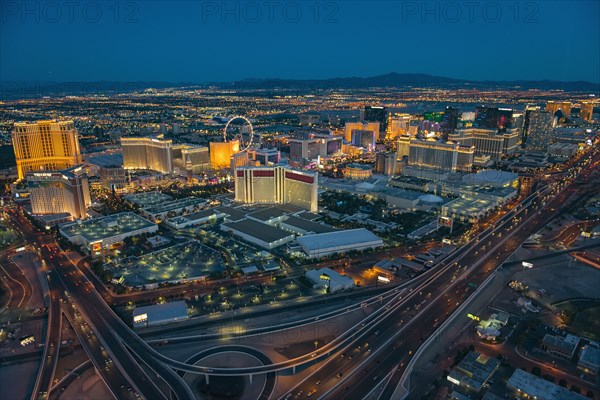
[1,3,600,399]
[1,90,599,400]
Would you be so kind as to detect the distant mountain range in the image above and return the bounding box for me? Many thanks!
[226,73,600,92]
[1,73,598,99]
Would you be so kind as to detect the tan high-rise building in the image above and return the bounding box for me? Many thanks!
[408,139,474,173]
[121,136,174,174]
[546,101,572,119]
[375,152,399,176]
[580,101,595,121]
[12,120,82,180]
[449,128,521,160]
[172,144,210,173]
[210,140,240,169]
[396,134,411,158]
[386,113,411,139]
[27,165,90,220]
[230,151,249,169]
[344,122,380,142]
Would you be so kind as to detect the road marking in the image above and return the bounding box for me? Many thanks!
[1,259,27,309]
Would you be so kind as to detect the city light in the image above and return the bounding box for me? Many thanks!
[1,8,598,398]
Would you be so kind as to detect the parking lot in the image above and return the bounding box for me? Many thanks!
[105,240,225,288]
[0,318,45,356]
[512,255,600,307]
[187,278,312,316]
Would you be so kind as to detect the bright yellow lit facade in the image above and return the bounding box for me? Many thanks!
[344,163,373,179]
[210,140,240,169]
[580,101,595,121]
[121,136,174,174]
[12,120,82,180]
[27,165,90,219]
[546,101,572,118]
[344,122,380,142]
[386,113,411,139]
[408,138,475,172]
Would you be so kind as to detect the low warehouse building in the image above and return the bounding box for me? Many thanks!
[278,215,337,235]
[221,219,295,249]
[446,351,500,392]
[507,368,587,400]
[165,209,226,229]
[578,345,600,375]
[305,267,354,293]
[296,228,383,258]
[132,301,188,328]
[59,212,158,258]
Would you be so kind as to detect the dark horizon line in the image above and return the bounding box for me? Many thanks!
[1,71,599,86]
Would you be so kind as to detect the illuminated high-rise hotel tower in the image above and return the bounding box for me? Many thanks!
[235,166,318,212]
[121,136,174,174]
[12,120,82,180]
[27,165,90,220]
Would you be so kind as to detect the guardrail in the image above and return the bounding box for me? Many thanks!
[392,158,592,399]
[148,229,501,377]
[60,310,124,400]
[30,275,60,400]
[395,272,496,399]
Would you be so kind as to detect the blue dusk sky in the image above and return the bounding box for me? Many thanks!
[1,0,599,83]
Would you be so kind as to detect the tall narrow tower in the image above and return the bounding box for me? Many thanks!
[185,155,193,185]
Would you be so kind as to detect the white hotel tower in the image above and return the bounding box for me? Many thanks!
[234,166,318,212]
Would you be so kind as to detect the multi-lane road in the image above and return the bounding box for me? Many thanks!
[4,141,598,400]
[30,268,62,400]
[4,208,193,400]
[285,144,600,399]
[42,240,194,400]
[0,253,32,312]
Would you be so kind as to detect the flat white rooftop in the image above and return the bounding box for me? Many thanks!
[297,228,383,251]
[133,301,188,327]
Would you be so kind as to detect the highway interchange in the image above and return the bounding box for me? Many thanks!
[1,141,598,400]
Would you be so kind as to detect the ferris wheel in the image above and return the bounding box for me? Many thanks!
[223,116,254,151]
